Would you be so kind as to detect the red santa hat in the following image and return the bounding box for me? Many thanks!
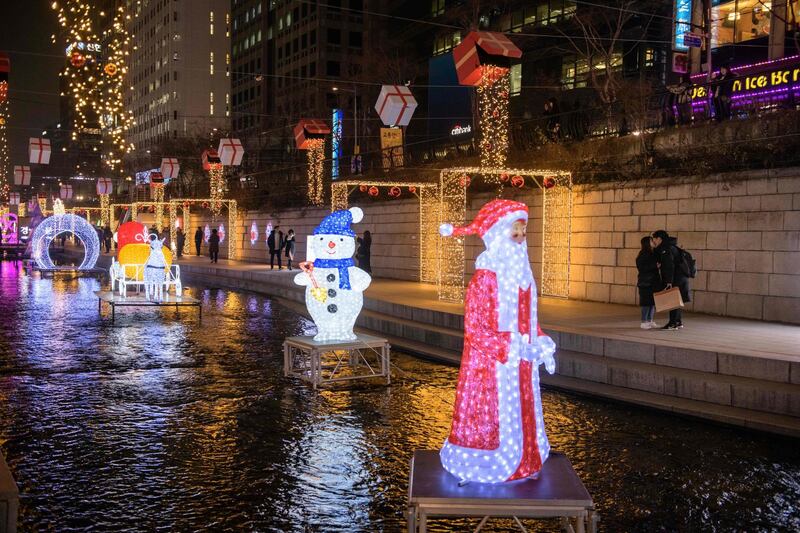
[440,199,528,238]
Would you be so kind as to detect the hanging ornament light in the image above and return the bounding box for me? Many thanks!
[368,186,379,197]
[389,186,401,198]
[511,175,524,188]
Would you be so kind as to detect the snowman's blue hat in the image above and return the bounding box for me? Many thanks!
[313,207,363,237]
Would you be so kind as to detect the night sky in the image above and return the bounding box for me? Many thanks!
[0,2,62,165]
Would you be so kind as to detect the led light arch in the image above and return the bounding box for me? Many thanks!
[31,214,100,270]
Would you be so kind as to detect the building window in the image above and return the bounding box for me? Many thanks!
[561,52,621,89]
[210,23,214,35]
[326,61,341,76]
[433,31,462,55]
[349,31,362,47]
[510,64,522,96]
[644,47,655,68]
[711,0,772,47]
[328,28,341,45]
[210,11,214,23]
[210,104,214,115]
[431,0,445,17]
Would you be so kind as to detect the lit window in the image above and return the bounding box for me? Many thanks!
[210,92,214,103]
[210,104,214,115]
[711,0,772,47]
[210,11,214,23]
[510,64,522,96]
[210,23,214,35]
[431,0,445,17]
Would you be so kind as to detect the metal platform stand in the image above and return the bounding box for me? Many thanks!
[95,290,202,323]
[283,333,391,389]
[407,450,598,533]
[24,261,105,279]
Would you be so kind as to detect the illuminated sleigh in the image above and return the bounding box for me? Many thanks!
[110,244,182,298]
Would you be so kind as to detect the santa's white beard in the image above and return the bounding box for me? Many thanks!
[475,215,535,333]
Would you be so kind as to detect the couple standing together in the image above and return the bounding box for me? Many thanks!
[636,230,692,331]
[268,226,296,270]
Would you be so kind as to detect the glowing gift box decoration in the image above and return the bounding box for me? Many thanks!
[293,207,372,343]
[59,184,73,200]
[202,149,222,171]
[160,157,180,179]
[96,177,113,195]
[8,192,20,206]
[13,165,31,186]
[438,199,557,484]
[452,31,522,86]
[375,85,418,127]
[293,119,330,150]
[149,171,165,186]
[29,137,52,165]
[217,138,244,166]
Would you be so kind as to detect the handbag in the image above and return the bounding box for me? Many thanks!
[654,287,684,313]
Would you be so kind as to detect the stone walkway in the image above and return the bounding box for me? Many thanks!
[175,255,799,362]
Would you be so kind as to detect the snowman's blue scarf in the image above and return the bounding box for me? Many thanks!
[314,257,354,289]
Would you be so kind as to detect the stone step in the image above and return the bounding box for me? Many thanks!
[557,349,800,418]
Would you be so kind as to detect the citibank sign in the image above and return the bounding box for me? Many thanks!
[450,124,472,136]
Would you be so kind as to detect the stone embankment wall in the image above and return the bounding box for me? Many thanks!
[191,169,800,324]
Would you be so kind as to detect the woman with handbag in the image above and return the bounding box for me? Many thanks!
[652,230,691,330]
[636,236,662,329]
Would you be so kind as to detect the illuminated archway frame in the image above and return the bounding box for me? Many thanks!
[331,181,440,283]
[109,203,132,232]
[30,213,101,270]
[130,202,171,232]
[438,167,573,302]
[168,198,238,259]
[68,207,107,226]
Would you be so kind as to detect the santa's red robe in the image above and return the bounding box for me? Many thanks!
[440,269,553,483]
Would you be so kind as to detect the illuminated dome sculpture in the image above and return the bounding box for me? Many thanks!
[30,214,100,270]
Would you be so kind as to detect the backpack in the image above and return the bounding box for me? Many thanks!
[675,246,697,278]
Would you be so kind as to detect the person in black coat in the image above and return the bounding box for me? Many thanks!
[284,229,296,270]
[636,236,662,329]
[208,228,220,263]
[267,226,284,270]
[176,228,186,258]
[194,227,203,256]
[712,64,737,121]
[356,230,372,274]
[652,230,691,330]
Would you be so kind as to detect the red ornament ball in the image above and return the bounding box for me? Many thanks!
[500,173,510,182]
[70,52,86,68]
[408,186,417,194]
[359,184,368,192]
[459,175,471,188]
[511,175,524,188]
[368,186,379,197]
[543,176,556,189]
[389,186,401,197]
[492,110,499,118]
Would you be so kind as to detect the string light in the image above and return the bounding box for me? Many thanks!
[306,139,325,206]
[52,1,132,173]
[169,199,238,259]
[331,180,439,283]
[31,213,100,270]
[438,167,573,303]
[208,164,226,216]
[0,80,9,204]
[294,207,371,342]
[477,66,511,179]
[438,199,556,484]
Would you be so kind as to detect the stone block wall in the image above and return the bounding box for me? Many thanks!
[190,169,800,324]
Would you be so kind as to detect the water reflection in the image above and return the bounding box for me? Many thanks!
[0,263,798,531]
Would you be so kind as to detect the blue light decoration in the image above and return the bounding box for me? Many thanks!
[674,0,692,52]
[30,214,100,270]
[135,168,171,186]
[331,108,343,180]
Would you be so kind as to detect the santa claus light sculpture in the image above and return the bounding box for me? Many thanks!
[439,199,556,484]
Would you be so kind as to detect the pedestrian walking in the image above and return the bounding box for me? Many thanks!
[284,229,296,270]
[636,236,662,329]
[103,226,113,254]
[652,230,691,330]
[356,230,372,274]
[712,64,736,121]
[268,225,284,270]
[176,227,186,258]
[208,228,220,263]
[194,227,203,256]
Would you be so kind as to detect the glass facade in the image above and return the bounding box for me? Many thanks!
[711,0,772,47]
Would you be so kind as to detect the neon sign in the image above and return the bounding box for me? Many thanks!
[1,214,18,245]
[65,42,102,56]
[690,64,800,101]
[674,0,692,52]
[331,108,343,180]
[450,124,472,136]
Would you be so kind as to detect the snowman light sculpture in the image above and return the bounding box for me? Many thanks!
[295,207,371,342]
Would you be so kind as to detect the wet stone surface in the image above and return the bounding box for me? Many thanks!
[0,261,798,531]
